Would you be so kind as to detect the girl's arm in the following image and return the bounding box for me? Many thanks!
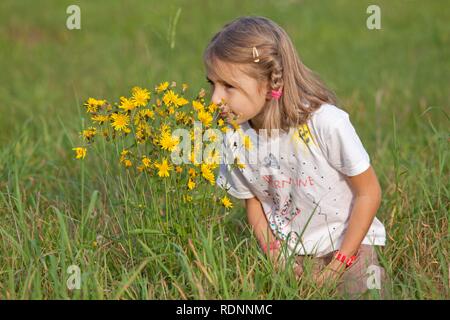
[245,197,301,277]
[338,165,382,258]
[314,165,382,285]
[245,197,277,253]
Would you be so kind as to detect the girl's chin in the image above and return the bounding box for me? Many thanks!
[224,117,247,125]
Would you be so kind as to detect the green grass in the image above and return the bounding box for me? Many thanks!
[0,0,448,299]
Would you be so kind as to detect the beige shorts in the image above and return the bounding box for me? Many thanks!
[293,244,390,299]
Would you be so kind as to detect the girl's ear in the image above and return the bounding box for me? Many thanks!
[264,82,273,101]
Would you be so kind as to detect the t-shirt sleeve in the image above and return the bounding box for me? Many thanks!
[216,163,255,199]
[324,114,371,176]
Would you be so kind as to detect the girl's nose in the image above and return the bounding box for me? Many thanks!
[211,87,227,106]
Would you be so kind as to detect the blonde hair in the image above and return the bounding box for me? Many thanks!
[203,16,337,134]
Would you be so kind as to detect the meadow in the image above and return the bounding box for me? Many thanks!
[0,0,448,299]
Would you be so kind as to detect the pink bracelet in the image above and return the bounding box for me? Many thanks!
[334,250,357,268]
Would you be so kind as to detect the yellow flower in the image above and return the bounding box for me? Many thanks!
[176,96,189,107]
[175,111,187,123]
[204,149,220,168]
[123,159,132,168]
[187,178,196,190]
[156,81,169,93]
[192,100,204,112]
[201,163,215,185]
[134,109,155,125]
[198,110,213,127]
[221,196,233,209]
[142,156,152,168]
[163,90,188,108]
[142,109,155,119]
[159,131,179,152]
[72,147,87,159]
[235,156,246,169]
[84,98,106,113]
[176,166,183,173]
[217,119,225,127]
[182,83,188,92]
[184,116,193,126]
[230,119,240,130]
[162,90,177,107]
[91,114,109,124]
[120,149,132,167]
[81,127,97,142]
[131,86,150,107]
[135,122,151,143]
[118,96,137,112]
[160,123,171,134]
[205,130,218,143]
[189,151,201,166]
[138,156,151,172]
[110,113,130,132]
[188,168,197,177]
[243,135,253,151]
[154,158,172,177]
[208,102,218,113]
[84,98,98,113]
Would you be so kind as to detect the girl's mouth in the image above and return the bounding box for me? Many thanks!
[219,111,232,119]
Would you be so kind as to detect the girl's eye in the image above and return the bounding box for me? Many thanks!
[206,79,233,89]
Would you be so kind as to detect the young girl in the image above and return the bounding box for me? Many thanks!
[204,16,387,299]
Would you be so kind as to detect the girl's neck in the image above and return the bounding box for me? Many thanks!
[248,113,265,133]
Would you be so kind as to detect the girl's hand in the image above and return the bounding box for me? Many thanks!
[313,258,346,288]
[261,240,285,271]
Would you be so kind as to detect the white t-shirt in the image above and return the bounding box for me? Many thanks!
[216,103,386,257]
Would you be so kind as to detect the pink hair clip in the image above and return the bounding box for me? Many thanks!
[271,88,283,100]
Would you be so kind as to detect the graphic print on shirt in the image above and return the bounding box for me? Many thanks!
[296,123,316,146]
[263,189,302,233]
[291,123,318,158]
[262,186,335,253]
[262,153,280,169]
[303,192,339,251]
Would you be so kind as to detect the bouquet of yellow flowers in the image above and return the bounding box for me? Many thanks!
[72,81,240,209]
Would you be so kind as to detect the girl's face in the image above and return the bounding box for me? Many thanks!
[206,61,270,125]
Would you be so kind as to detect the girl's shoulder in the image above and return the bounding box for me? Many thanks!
[308,103,351,133]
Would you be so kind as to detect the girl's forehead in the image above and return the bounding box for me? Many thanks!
[207,60,242,82]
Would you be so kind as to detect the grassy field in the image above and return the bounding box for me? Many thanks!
[0,0,448,299]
